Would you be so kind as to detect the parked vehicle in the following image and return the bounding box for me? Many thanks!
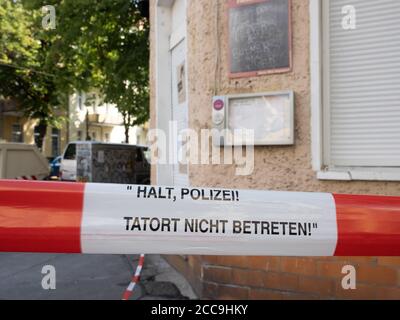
[60,142,77,181]
[0,143,49,180]
[49,156,62,180]
[60,142,150,184]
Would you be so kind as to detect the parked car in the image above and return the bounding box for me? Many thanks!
[60,141,150,184]
[49,156,62,180]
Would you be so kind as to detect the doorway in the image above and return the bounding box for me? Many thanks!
[171,38,189,187]
[155,0,189,186]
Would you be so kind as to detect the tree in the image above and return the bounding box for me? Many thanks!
[23,0,150,143]
[0,0,66,149]
[1,0,149,146]
[104,70,149,144]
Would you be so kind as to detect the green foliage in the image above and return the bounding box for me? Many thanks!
[0,0,38,66]
[0,0,66,148]
[24,0,150,138]
[1,0,149,145]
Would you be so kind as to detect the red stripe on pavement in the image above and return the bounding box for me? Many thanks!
[333,194,400,256]
[122,290,132,301]
[0,180,85,253]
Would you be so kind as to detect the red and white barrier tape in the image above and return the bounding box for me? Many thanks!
[122,254,145,301]
[15,176,37,180]
[0,180,399,256]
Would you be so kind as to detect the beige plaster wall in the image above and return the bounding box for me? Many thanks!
[150,0,400,196]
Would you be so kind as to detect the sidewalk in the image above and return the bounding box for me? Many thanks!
[0,253,196,300]
[127,254,197,300]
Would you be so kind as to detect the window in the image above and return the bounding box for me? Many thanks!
[64,143,76,160]
[87,93,97,113]
[77,93,83,111]
[34,126,40,146]
[311,0,400,181]
[51,128,60,157]
[92,132,97,141]
[11,124,23,143]
[77,130,82,141]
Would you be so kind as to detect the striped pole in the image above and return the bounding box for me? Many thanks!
[122,254,145,300]
[0,180,399,256]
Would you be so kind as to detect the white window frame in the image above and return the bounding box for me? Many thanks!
[11,123,23,143]
[310,0,400,181]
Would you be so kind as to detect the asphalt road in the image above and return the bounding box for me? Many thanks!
[0,253,196,300]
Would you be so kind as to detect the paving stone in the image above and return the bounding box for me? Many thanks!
[142,281,187,299]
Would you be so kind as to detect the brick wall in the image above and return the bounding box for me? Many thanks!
[165,255,400,300]
[152,0,400,301]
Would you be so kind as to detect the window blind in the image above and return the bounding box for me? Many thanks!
[325,0,400,167]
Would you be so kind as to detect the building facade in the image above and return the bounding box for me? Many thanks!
[0,99,67,159]
[0,92,149,160]
[68,91,149,146]
[150,0,400,299]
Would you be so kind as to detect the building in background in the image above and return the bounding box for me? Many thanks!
[0,98,67,159]
[150,0,400,299]
[68,91,148,146]
[0,92,149,160]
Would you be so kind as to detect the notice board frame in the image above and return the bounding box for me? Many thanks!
[227,0,293,79]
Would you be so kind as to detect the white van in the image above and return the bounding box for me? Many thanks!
[60,142,150,184]
[60,142,78,181]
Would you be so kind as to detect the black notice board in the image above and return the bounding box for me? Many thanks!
[228,0,292,77]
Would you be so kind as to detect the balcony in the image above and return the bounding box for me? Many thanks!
[87,112,123,127]
[0,99,22,116]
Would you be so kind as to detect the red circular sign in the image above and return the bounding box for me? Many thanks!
[213,99,224,111]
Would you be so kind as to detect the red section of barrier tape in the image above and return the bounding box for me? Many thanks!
[0,180,85,253]
[333,194,400,256]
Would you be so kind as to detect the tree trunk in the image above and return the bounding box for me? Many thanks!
[124,124,130,144]
[122,112,130,144]
[36,121,47,151]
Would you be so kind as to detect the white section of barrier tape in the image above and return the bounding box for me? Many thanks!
[81,184,338,256]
